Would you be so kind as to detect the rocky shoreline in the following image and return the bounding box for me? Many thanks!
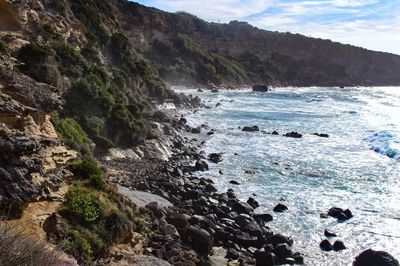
[101,105,305,265]
[101,96,400,266]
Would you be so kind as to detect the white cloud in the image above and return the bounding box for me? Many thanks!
[150,0,272,21]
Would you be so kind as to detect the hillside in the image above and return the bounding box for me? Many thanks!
[1,0,400,264]
[115,0,400,87]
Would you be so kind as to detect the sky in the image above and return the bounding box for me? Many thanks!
[134,0,400,55]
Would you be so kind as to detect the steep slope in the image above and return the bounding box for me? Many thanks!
[115,0,400,87]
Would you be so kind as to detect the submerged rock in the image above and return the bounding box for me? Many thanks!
[252,84,269,92]
[324,229,337,237]
[195,160,209,171]
[273,203,288,212]
[353,249,399,266]
[229,180,241,185]
[208,153,223,163]
[313,133,330,138]
[333,240,346,251]
[320,239,333,251]
[283,131,302,138]
[242,125,260,132]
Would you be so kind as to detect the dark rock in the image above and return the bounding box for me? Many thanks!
[219,170,223,175]
[229,180,241,185]
[247,197,259,209]
[283,132,302,138]
[339,209,353,220]
[232,201,254,215]
[207,131,215,135]
[273,203,288,212]
[313,133,329,138]
[274,243,293,259]
[178,118,187,125]
[242,221,262,237]
[183,226,213,255]
[208,153,223,163]
[166,213,189,229]
[252,84,269,92]
[245,170,256,175]
[205,183,218,193]
[328,207,344,218]
[172,167,183,177]
[235,214,253,227]
[242,126,260,132]
[235,234,259,248]
[292,254,304,264]
[320,239,333,251]
[226,248,240,260]
[333,240,346,251]
[191,127,201,134]
[324,229,337,237]
[353,249,399,266]
[320,213,328,218]
[255,251,276,266]
[271,131,279,135]
[195,160,209,171]
[254,213,273,223]
[266,234,293,247]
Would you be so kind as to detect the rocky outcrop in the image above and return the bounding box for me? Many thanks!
[0,57,76,218]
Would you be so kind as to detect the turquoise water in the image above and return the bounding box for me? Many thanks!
[177,87,400,265]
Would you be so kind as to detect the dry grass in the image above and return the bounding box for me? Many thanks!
[0,219,64,266]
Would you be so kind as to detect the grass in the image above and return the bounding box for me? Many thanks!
[0,219,63,266]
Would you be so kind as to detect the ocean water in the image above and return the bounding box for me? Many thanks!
[176,86,400,265]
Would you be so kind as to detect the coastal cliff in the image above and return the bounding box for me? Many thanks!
[1,0,399,265]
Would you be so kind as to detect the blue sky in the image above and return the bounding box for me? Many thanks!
[135,0,400,55]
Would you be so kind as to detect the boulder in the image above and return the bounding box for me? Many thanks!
[353,249,399,266]
[271,131,279,135]
[195,160,209,171]
[266,234,293,247]
[252,84,269,92]
[183,226,213,255]
[226,248,240,260]
[327,207,343,218]
[333,240,346,251]
[191,127,201,134]
[320,239,333,251]
[273,203,288,212]
[247,197,259,209]
[205,183,218,193]
[313,133,329,138]
[208,153,223,163]
[229,180,241,185]
[274,243,293,259]
[232,201,254,215]
[254,213,273,223]
[324,229,337,237]
[255,251,276,266]
[283,132,302,138]
[166,213,190,229]
[242,126,260,132]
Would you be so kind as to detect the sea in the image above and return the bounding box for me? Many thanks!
[175,86,400,265]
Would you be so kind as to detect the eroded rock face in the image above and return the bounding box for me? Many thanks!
[0,57,76,218]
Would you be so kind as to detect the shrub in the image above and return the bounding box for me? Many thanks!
[0,41,8,54]
[65,186,100,223]
[51,114,92,156]
[0,220,63,266]
[70,159,105,190]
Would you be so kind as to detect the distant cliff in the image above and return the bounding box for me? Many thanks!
[115,0,400,87]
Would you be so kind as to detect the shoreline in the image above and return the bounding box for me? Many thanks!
[101,103,304,265]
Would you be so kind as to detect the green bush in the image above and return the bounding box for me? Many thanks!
[65,186,100,223]
[69,159,105,189]
[51,115,92,156]
[0,41,8,54]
